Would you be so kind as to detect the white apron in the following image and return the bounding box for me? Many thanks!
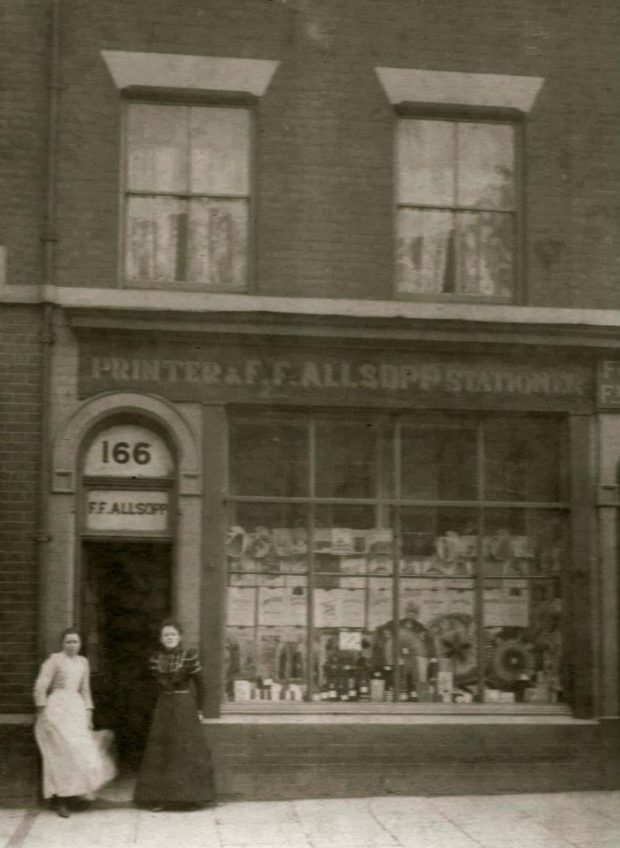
[34,653,116,798]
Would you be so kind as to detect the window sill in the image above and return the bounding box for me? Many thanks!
[394,292,514,305]
[207,703,590,725]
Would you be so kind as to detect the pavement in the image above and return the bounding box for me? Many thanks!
[1,778,619,848]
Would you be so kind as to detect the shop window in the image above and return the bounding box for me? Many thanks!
[315,422,380,499]
[396,118,517,300]
[224,414,568,708]
[123,102,250,290]
[229,420,308,498]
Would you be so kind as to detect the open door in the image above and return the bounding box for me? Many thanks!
[82,540,172,768]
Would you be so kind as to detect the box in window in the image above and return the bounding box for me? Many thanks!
[331,528,355,555]
[416,682,434,703]
[233,680,254,702]
[437,670,453,697]
[313,529,333,553]
[369,555,392,575]
[367,528,393,557]
[369,678,385,702]
[272,528,295,557]
[512,536,535,559]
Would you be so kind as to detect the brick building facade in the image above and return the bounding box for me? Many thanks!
[1,0,619,802]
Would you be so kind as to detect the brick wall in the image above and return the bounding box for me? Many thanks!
[18,0,614,307]
[1,0,48,288]
[0,305,42,714]
[204,722,614,801]
[0,726,39,806]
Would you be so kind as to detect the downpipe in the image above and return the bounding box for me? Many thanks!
[37,0,62,660]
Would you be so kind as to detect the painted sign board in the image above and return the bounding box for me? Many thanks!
[78,339,593,411]
[597,361,620,408]
[85,489,170,533]
[84,424,173,478]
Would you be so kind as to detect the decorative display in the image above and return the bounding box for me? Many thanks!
[224,522,564,706]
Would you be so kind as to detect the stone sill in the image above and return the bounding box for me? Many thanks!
[2,283,620,333]
[207,703,595,725]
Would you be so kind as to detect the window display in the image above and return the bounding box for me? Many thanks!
[224,415,568,708]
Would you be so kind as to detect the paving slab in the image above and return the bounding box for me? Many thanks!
[1,789,619,848]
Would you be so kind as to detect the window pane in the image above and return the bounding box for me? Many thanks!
[399,507,480,573]
[314,506,377,589]
[189,107,250,195]
[187,198,248,288]
[397,120,455,205]
[314,573,393,702]
[229,420,308,497]
[401,425,477,501]
[482,510,566,706]
[457,122,515,209]
[457,211,514,297]
[396,209,455,294]
[126,104,187,193]
[312,510,395,703]
[399,577,478,703]
[315,422,378,499]
[398,507,481,703]
[225,505,309,703]
[125,196,184,282]
[483,417,564,502]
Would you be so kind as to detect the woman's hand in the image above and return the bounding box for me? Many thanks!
[197,711,204,722]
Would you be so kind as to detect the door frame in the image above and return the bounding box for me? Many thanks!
[44,391,203,656]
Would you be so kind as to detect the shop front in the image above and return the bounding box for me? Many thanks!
[42,316,617,797]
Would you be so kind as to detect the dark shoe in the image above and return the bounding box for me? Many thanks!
[56,800,70,818]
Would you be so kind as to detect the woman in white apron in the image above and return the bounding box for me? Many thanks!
[33,628,116,817]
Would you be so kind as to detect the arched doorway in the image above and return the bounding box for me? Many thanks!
[79,418,176,767]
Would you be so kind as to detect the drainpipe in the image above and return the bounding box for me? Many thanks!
[37,0,62,659]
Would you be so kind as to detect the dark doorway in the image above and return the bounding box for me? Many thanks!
[82,540,172,768]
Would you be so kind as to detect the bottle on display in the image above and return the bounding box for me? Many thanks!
[383,665,393,699]
[370,668,386,702]
[427,658,439,700]
[345,666,359,702]
[357,660,370,701]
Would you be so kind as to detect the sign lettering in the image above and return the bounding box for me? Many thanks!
[79,341,593,411]
[85,490,170,533]
[597,360,620,408]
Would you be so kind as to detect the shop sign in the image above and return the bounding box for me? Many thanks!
[597,360,620,408]
[84,424,173,477]
[85,489,169,533]
[79,340,592,411]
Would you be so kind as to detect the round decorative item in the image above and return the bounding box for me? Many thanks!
[490,638,535,685]
[430,613,477,683]
[247,526,273,559]
[226,525,248,559]
[435,532,460,563]
[487,529,515,561]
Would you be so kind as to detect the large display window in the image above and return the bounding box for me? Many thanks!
[224,413,569,708]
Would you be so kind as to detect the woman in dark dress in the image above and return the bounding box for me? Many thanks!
[134,620,216,810]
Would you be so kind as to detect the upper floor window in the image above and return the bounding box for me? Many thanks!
[123,102,251,290]
[396,117,517,301]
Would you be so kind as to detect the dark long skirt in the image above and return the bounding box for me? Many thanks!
[134,692,216,807]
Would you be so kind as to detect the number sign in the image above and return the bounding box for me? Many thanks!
[84,424,173,478]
